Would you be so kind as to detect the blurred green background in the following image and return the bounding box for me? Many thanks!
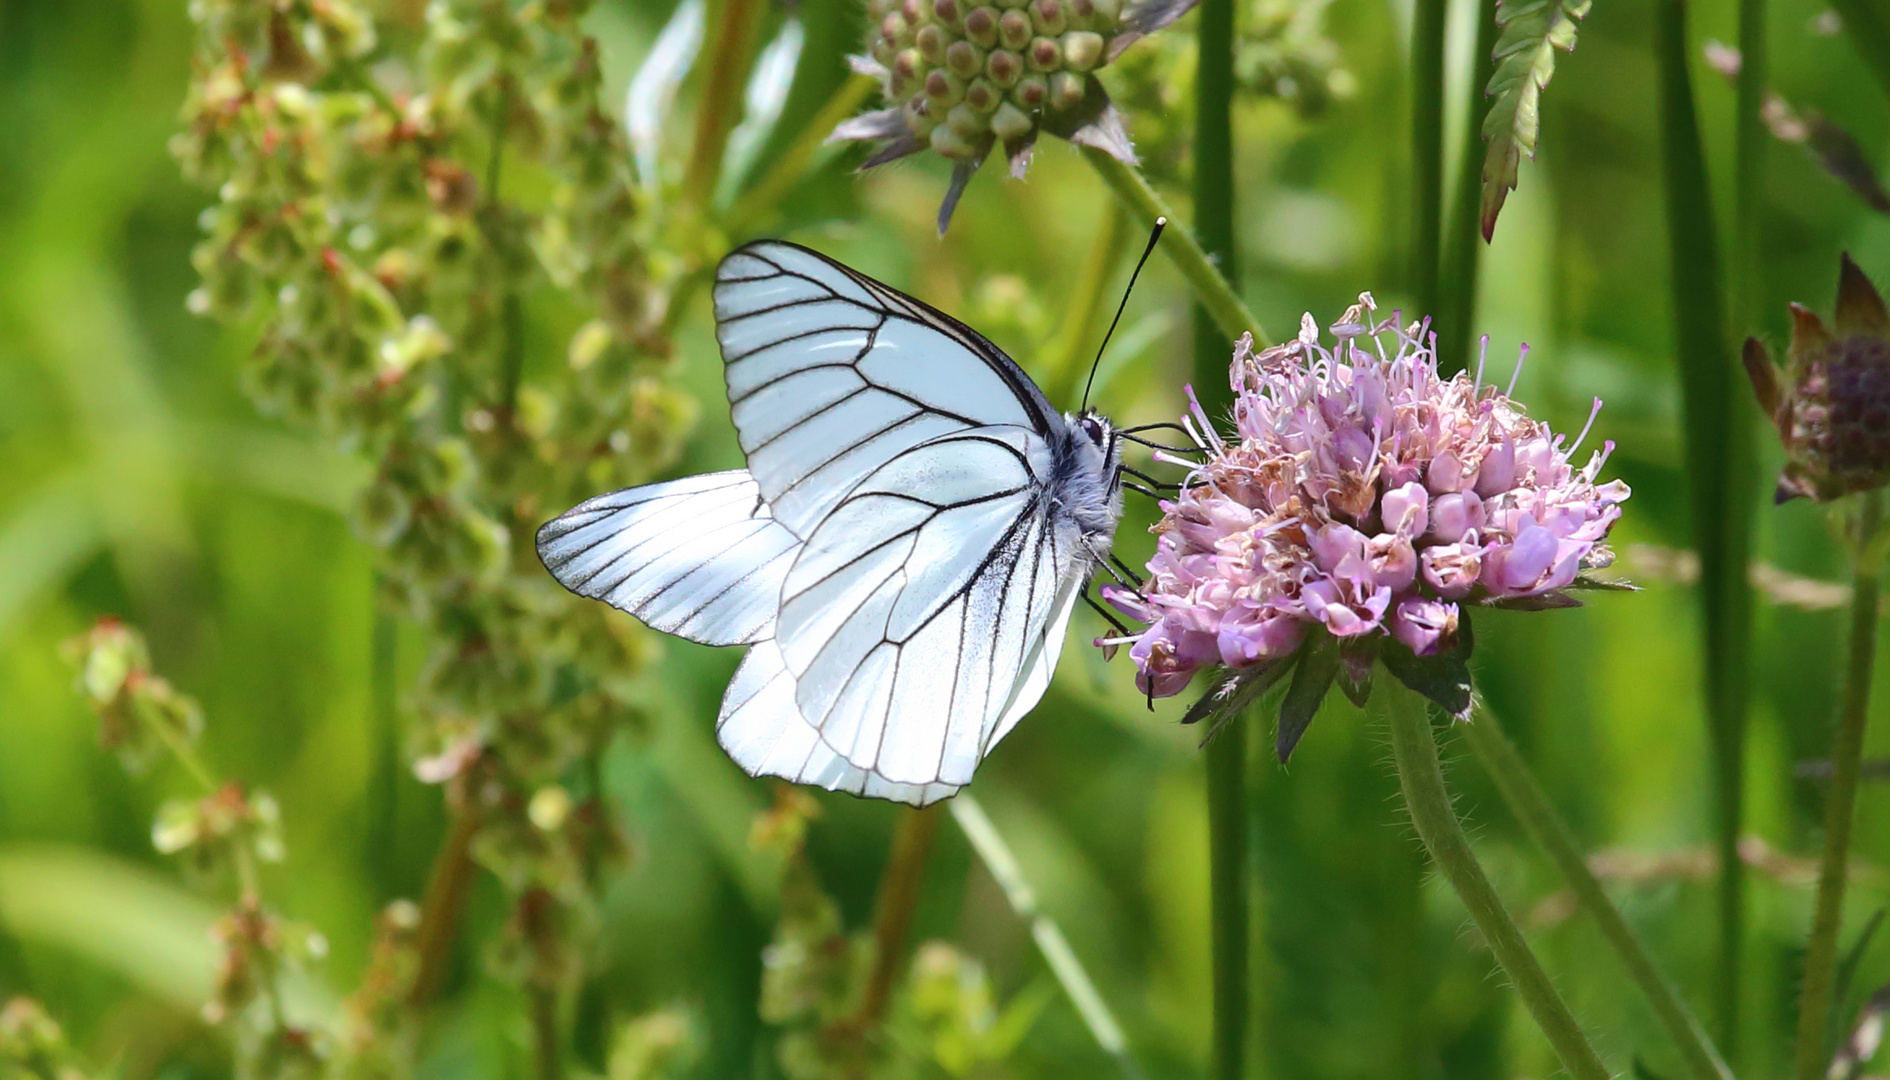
[4,0,1890,1077]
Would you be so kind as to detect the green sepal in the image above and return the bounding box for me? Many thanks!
[1276,632,1338,762]
[1380,610,1475,719]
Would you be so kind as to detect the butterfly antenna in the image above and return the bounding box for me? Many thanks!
[1080,216,1166,413]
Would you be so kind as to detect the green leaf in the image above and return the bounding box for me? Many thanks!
[1277,635,1338,762]
[1568,573,1641,592]
[1479,0,1592,239]
[1183,655,1296,742]
[0,844,218,1008]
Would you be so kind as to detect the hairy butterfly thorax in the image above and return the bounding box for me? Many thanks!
[1053,409,1125,561]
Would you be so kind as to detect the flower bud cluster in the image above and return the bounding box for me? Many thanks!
[62,618,203,773]
[65,620,329,1077]
[835,0,1196,229]
[1105,299,1630,699]
[864,0,1122,160]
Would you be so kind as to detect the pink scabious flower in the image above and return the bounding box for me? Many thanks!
[1100,296,1632,757]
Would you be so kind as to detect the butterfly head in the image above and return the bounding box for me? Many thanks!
[1061,408,1125,514]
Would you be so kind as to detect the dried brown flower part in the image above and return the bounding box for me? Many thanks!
[1745,254,1890,502]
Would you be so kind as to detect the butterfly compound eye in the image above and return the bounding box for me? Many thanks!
[1080,415,1105,446]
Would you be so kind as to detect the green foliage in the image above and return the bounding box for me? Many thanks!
[7,0,1890,1077]
[1478,0,1590,240]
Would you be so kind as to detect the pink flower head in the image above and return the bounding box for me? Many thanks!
[1102,296,1631,731]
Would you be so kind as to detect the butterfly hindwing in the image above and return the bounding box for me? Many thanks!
[717,639,962,806]
[535,471,799,647]
[775,427,1080,787]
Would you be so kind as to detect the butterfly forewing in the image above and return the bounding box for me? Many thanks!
[713,242,1061,540]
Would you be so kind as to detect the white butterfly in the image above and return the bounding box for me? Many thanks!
[537,242,1125,806]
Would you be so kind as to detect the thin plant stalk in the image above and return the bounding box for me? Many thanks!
[684,0,766,208]
[408,788,481,1008]
[1437,0,1499,376]
[1192,5,1249,1078]
[368,604,399,902]
[531,985,562,1080]
[855,806,941,1029]
[949,795,1148,1080]
[1082,149,1269,350]
[1459,701,1733,1080]
[1654,0,1756,1042]
[1410,0,1447,323]
[1793,491,1885,1080]
[1204,723,1247,1080]
[1733,0,1766,322]
[1377,680,1611,1080]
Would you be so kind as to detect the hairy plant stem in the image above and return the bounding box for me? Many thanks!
[855,806,940,1030]
[1460,702,1733,1080]
[1654,0,1756,1043]
[1436,0,1499,376]
[1410,0,1447,324]
[684,0,766,211]
[950,795,1147,1080]
[1793,491,1885,1080]
[408,789,481,1008]
[1828,0,1890,101]
[1378,681,1610,1080]
[1082,149,1268,351]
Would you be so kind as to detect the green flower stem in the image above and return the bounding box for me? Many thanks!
[1459,701,1733,1080]
[1378,680,1610,1080]
[1204,721,1248,1080]
[1436,0,1499,376]
[1191,8,1251,1078]
[1082,149,1270,351]
[1793,491,1885,1080]
[684,0,765,210]
[1828,0,1890,101]
[1410,0,1447,323]
[1654,0,1756,1042]
[950,795,1147,1080]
